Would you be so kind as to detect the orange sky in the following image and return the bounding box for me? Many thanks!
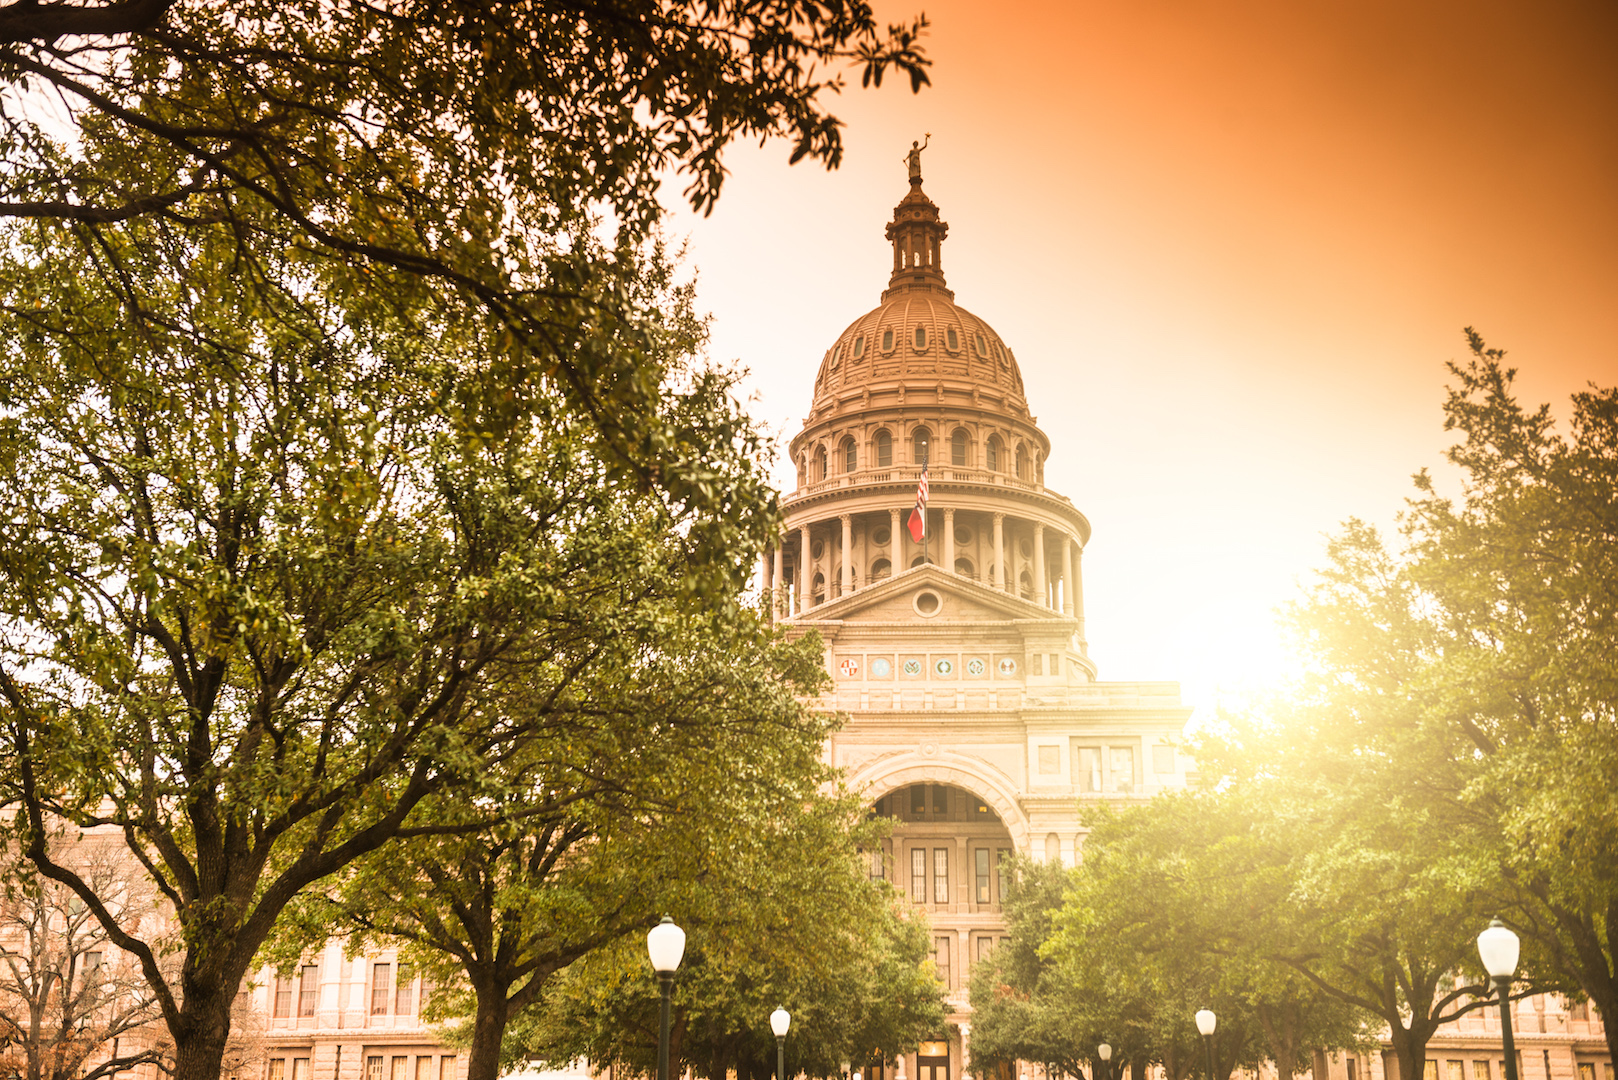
[662,0,1618,719]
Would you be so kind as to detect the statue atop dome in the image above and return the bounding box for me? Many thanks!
[904,133,931,182]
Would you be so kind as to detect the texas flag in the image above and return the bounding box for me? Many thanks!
[906,459,930,543]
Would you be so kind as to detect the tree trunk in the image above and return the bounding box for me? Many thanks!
[463,980,513,1080]
[169,992,234,1080]
[1385,1018,1438,1080]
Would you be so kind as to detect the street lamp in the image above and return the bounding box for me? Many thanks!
[771,1007,792,1080]
[1098,1043,1113,1080]
[1195,1010,1217,1080]
[647,918,687,1080]
[1477,919,1521,1080]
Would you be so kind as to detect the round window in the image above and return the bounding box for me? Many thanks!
[954,525,973,545]
[873,526,891,545]
[811,539,825,560]
[1019,537,1033,557]
[914,591,941,617]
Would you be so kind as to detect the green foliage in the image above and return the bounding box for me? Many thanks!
[506,803,945,1080]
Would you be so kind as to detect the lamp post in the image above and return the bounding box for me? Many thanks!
[1098,1043,1113,1080]
[1195,1010,1217,1080]
[647,918,687,1080]
[771,1007,792,1080]
[1477,919,1521,1080]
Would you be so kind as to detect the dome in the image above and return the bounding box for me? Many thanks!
[812,293,1026,402]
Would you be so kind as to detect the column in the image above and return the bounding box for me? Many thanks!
[890,507,901,574]
[772,544,784,617]
[943,508,956,573]
[992,513,1006,591]
[759,550,771,606]
[799,524,811,610]
[1062,535,1075,616]
[840,514,853,595]
[1073,542,1086,643]
[1032,522,1046,606]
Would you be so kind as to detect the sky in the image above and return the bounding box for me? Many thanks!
[659,0,1618,723]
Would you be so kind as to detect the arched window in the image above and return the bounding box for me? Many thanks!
[871,558,892,581]
[796,455,806,486]
[1015,444,1030,481]
[1019,570,1033,600]
[812,573,826,607]
[911,554,930,568]
[947,327,959,351]
[954,557,975,580]
[986,436,1003,472]
[951,428,968,467]
[814,446,828,482]
[853,335,865,358]
[842,437,857,474]
[882,329,894,351]
[874,429,893,468]
[914,325,927,349]
[912,426,931,466]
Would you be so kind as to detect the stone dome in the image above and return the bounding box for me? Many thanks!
[812,293,1026,402]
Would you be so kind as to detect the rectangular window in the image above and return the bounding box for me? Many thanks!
[1568,999,1588,1021]
[976,936,994,963]
[1347,1061,1358,1080]
[911,848,927,903]
[997,848,1011,902]
[911,785,926,816]
[975,848,991,903]
[1577,1066,1594,1080]
[417,1060,432,1080]
[934,937,951,989]
[1472,1062,1490,1080]
[268,1061,286,1080]
[1425,1061,1439,1080]
[1110,746,1135,793]
[299,965,318,1017]
[1037,745,1059,774]
[1153,744,1176,774]
[292,1060,309,1080]
[367,1058,384,1080]
[440,1058,456,1080]
[1448,1062,1464,1080]
[870,848,886,880]
[932,785,947,816]
[395,963,414,1015]
[1032,653,1044,676]
[371,963,391,1015]
[392,1058,408,1080]
[274,979,293,1019]
[1075,746,1102,792]
[933,847,949,904]
[82,951,103,985]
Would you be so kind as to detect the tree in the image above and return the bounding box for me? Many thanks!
[0,202,783,1080]
[0,0,929,492]
[505,802,945,1080]
[0,837,167,1080]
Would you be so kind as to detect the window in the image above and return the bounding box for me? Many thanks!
[912,427,931,465]
[371,963,391,1015]
[914,325,927,349]
[911,848,927,903]
[1111,746,1135,793]
[933,847,949,903]
[1448,1063,1464,1080]
[997,848,1010,900]
[269,1061,287,1080]
[1568,998,1588,1021]
[934,937,951,989]
[275,978,293,1019]
[871,558,891,581]
[417,1060,433,1080]
[1016,443,1030,480]
[439,1060,456,1080]
[975,332,988,355]
[1153,744,1176,774]
[875,430,893,467]
[392,1058,408,1080]
[1425,1062,1438,1080]
[842,437,857,473]
[975,848,991,903]
[299,964,318,1017]
[367,1058,384,1080]
[947,327,959,351]
[954,557,974,579]
[854,336,865,357]
[882,329,894,351]
[395,963,414,1014]
[814,446,827,482]
[1019,570,1033,599]
[986,436,1002,471]
[292,1061,309,1080]
[1577,1067,1595,1080]
[811,573,825,606]
[951,428,968,466]
[1473,1063,1491,1080]
[870,848,886,880]
[1038,745,1059,774]
[911,785,926,815]
[82,951,103,983]
[976,936,994,962]
[1076,746,1102,792]
[932,785,947,815]
[1347,1061,1358,1080]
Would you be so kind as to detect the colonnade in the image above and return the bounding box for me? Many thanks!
[759,503,1085,632]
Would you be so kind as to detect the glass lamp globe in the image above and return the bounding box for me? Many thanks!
[1477,919,1521,979]
[646,917,686,974]
[1195,1009,1217,1036]
[770,1007,791,1037]
[1098,1045,1112,1062]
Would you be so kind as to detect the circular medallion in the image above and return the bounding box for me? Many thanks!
[838,657,859,678]
[871,657,892,678]
[967,657,986,677]
[998,657,1018,677]
[935,658,954,676]
[903,658,922,676]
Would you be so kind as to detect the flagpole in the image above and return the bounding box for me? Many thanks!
[922,451,930,566]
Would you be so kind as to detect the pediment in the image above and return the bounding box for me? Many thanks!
[791,564,1069,625]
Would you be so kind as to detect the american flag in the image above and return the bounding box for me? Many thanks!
[906,458,929,543]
